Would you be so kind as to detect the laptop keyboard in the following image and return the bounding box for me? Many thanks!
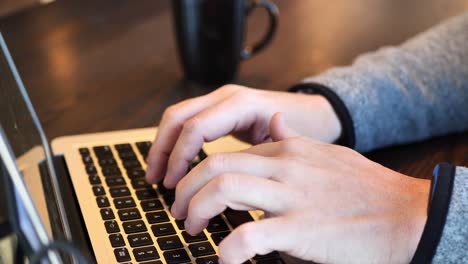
[78,142,284,264]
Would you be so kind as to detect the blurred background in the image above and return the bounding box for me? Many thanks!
[0,0,467,138]
[0,0,53,17]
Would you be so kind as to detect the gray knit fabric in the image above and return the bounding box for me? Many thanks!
[305,13,468,153]
[433,167,468,263]
[303,13,468,262]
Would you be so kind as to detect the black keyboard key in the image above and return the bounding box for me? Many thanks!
[136,141,152,159]
[224,209,253,228]
[94,145,113,157]
[118,208,142,221]
[163,249,190,264]
[119,151,138,161]
[109,233,125,247]
[102,166,122,177]
[196,256,219,264]
[210,231,230,246]
[115,143,133,152]
[136,141,151,149]
[141,200,163,212]
[89,174,101,185]
[101,208,115,220]
[99,158,117,167]
[175,219,185,230]
[85,164,97,174]
[123,220,147,234]
[133,246,159,262]
[189,242,215,257]
[157,235,183,250]
[132,178,151,189]
[151,222,176,237]
[136,188,158,200]
[181,231,207,243]
[110,187,131,198]
[163,194,175,205]
[114,247,131,262]
[207,217,229,233]
[105,220,120,233]
[127,168,146,179]
[96,196,110,208]
[122,160,141,168]
[92,185,106,196]
[114,197,136,209]
[128,233,153,247]
[82,155,93,164]
[197,149,207,161]
[79,147,90,156]
[146,211,170,224]
[106,176,126,187]
[157,183,174,196]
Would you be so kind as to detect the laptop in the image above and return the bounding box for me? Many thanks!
[0,33,285,264]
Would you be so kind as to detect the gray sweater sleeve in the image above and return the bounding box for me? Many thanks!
[433,167,468,263]
[303,12,468,153]
[299,12,468,263]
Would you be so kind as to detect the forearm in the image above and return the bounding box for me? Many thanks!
[298,12,468,152]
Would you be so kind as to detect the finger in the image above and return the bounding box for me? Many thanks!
[218,217,295,263]
[163,99,259,188]
[240,140,285,157]
[270,112,300,141]
[184,173,297,235]
[171,152,282,219]
[146,88,235,183]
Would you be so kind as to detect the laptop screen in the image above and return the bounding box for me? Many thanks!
[0,34,53,251]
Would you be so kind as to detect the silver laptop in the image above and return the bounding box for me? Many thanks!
[0,33,285,264]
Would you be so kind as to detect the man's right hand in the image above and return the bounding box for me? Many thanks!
[145,84,342,188]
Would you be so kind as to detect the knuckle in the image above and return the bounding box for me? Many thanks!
[236,223,256,250]
[162,105,179,122]
[231,89,254,104]
[202,153,225,173]
[187,195,203,219]
[214,173,238,194]
[279,138,297,153]
[279,137,309,153]
[183,117,202,134]
[174,178,186,199]
[219,84,242,93]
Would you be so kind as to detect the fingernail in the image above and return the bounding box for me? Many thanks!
[145,164,153,177]
[184,219,191,233]
[170,203,179,218]
[163,176,172,189]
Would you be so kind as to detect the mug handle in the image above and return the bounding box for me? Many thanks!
[240,0,279,60]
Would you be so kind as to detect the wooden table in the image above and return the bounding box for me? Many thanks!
[0,0,467,262]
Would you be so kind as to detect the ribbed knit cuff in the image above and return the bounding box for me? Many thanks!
[289,83,355,148]
[410,163,456,264]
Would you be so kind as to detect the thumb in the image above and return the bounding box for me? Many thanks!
[270,112,300,142]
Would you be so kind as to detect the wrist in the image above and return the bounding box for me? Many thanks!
[288,82,355,148]
[406,179,431,262]
[314,94,342,143]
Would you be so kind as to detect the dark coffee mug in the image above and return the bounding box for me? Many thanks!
[172,0,279,85]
